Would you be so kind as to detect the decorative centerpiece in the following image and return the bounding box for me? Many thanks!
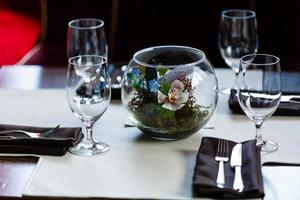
[121,46,218,140]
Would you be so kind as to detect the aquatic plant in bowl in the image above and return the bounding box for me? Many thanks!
[121,45,218,140]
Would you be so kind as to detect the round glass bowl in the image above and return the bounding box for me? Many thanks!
[121,46,219,140]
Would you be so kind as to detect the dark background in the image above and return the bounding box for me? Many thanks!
[3,0,300,71]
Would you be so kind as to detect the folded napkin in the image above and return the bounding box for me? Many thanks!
[228,89,300,116]
[0,124,83,156]
[193,137,264,199]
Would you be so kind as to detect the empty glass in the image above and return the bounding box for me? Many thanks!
[237,54,281,153]
[218,9,258,94]
[67,18,108,59]
[67,55,111,156]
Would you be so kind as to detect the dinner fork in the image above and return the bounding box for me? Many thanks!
[0,125,60,138]
[0,130,42,138]
[215,139,229,188]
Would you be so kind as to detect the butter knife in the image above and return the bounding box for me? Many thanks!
[280,95,300,103]
[230,143,244,192]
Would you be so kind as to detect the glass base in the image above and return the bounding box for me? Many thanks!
[257,139,278,153]
[69,141,110,156]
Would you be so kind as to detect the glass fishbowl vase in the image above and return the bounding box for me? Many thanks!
[121,45,219,140]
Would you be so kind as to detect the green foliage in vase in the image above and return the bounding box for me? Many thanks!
[127,68,145,91]
[126,68,209,136]
[132,79,144,91]
[127,73,134,80]
[138,65,146,78]
[129,101,209,134]
[159,82,171,95]
[157,67,168,77]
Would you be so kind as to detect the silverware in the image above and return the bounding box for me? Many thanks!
[281,95,300,103]
[215,139,229,188]
[0,130,41,138]
[0,125,60,138]
[0,136,16,139]
[230,143,244,192]
[246,93,300,104]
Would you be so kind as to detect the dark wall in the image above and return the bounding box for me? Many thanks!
[23,0,300,71]
[113,0,253,67]
[256,1,300,71]
[46,0,111,44]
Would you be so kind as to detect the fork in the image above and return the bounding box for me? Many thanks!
[215,139,229,188]
[0,125,60,138]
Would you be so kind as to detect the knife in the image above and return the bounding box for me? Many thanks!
[280,95,300,103]
[230,143,244,192]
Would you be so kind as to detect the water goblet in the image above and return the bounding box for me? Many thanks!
[67,18,108,59]
[67,55,111,156]
[237,54,281,153]
[218,9,258,94]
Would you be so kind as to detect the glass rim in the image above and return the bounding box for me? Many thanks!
[68,18,104,30]
[241,54,280,66]
[68,55,107,66]
[132,45,206,68]
[221,9,256,19]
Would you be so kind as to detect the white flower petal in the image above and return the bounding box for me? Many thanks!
[157,91,167,104]
[180,92,189,103]
[162,101,185,111]
[162,101,175,111]
[171,80,184,91]
[175,103,185,110]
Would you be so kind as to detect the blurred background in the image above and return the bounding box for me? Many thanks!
[0,0,299,71]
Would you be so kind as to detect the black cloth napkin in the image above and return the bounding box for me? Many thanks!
[228,89,300,116]
[0,124,83,156]
[193,137,264,199]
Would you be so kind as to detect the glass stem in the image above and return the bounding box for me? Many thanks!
[255,122,264,146]
[83,123,95,146]
[233,72,239,90]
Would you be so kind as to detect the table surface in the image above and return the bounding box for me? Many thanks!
[0,65,66,199]
[0,65,299,200]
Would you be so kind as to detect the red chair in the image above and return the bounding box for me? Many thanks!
[0,0,44,66]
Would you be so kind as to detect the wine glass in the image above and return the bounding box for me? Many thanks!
[237,54,281,153]
[218,9,258,94]
[67,18,108,59]
[67,55,111,156]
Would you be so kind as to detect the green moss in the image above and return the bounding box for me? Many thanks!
[159,82,171,95]
[130,102,209,135]
[158,68,168,76]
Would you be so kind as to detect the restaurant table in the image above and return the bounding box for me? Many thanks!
[0,65,299,200]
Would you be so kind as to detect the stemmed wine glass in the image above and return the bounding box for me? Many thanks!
[218,9,258,94]
[67,18,108,59]
[67,55,111,156]
[237,54,281,153]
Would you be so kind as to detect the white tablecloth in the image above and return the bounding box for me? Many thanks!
[0,69,299,199]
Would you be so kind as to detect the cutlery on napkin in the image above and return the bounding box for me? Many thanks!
[230,143,244,192]
[193,137,264,199]
[215,139,229,188]
[0,124,83,156]
[0,125,60,138]
[280,95,300,103]
[228,89,300,116]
